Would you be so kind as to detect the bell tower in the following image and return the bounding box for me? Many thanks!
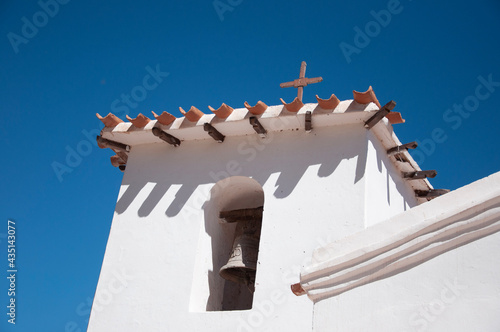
[89,64,445,331]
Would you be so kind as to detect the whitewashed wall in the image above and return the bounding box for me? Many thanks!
[88,124,418,332]
[311,232,500,332]
[310,172,500,332]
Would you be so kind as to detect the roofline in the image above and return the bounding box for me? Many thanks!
[98,99,436,204]
[101,101,376,145]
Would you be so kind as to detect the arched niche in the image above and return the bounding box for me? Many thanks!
[212,176,265,212]
[189,176,264,312]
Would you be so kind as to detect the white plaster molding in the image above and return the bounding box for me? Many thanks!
[300,171,500,302]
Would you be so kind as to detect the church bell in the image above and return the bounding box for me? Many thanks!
[219,207,263,288]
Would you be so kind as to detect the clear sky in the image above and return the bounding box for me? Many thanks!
[1,0,499,331]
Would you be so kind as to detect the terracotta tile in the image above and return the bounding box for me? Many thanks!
[386,112,405,124]
[280,97,304,113]
[179,106,204,122]
[208,103,234,119]
[316,94,340,110]
[96,113,123,127]
[353,86,381,108]
[152,111,176,126]
[291,283,306,296]
[244,101,268,115]
[126,113,151,128]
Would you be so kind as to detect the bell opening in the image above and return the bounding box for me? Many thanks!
[189,176,265,312]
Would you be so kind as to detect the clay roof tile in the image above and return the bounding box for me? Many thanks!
[316,94,340,110]
[280,97,304,113]
[126,113,151,128]
[353,86,381,108]
[244,101,268,115]
[386,112,405,124]
[96,113,123,127]
[208,103,234,119]
[152,111,176,126]
[179,106,204,122]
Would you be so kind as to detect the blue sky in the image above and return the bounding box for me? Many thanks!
[1,0,499,330]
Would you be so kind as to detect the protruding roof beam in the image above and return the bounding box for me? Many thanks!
[209,103,233,119]
[96,113,123,127]
[403,170,437,180]
[152,111,176,125]
[415,189,450,198]
[249,116,267,138]
[179,106,204,122]
[126,113,150,128]
[152,127,181,147]
[106,143,129,171]
[110,154,127,167]
[203,123,225,143]
[96,136,130,152]
[305,111,312,133]
[387,141,418,156]
[280,97,304,113]
[115,151,128,164]
[364,101,396,129]
[244,101,268,115]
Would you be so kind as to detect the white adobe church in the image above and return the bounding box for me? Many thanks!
[89,62,500,331]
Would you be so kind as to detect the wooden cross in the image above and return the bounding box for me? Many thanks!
[280,61,323,101]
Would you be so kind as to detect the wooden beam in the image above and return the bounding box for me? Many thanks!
[204,123,225,143]
[415,189,450,198]
[96,136,130,152]
[387,141,418,156]
[364,100,396,129]
[152,127,181,147]
[219,207,263,223]
[115,151,128,164]
[249,116,267,138]
[305,111,312,132]
[403,170,437,180]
